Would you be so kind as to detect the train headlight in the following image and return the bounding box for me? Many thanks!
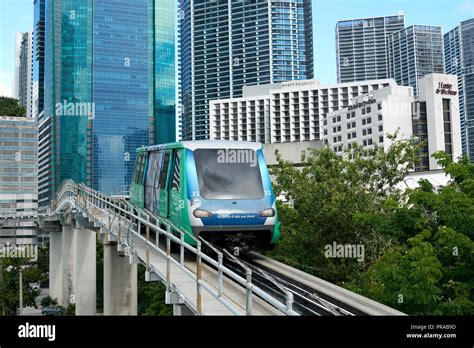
[258,208,275,217]
[193,209,213,218]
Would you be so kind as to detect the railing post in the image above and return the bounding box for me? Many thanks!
[155,222,160,246]
[246,269,253,316]
[166,226,171,294]
[180,232,184,266]
[217,253,223,298]
[285,290,294,314]
[196,241,202,315]
[145,218,150,272]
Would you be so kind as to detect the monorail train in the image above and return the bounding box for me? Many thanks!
[129,141,281,250]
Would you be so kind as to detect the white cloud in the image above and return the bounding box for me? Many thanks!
[0,70,13,97]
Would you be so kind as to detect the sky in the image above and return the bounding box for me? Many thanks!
[0,0,473,97]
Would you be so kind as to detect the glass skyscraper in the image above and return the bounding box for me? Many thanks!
[32,0,45,119]
[13,31,33,117]
[336,15,405,83]
[387,25,445,95]
[44,0,93,195]
[92,0,151,194]
[445,18,474,160]
[41,0,177,200]
[152,0,177,146]
[181,0,314,140]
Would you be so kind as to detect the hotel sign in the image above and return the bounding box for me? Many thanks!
[281,80,319,88]
[348,98,376,111]
[436,82,457,96]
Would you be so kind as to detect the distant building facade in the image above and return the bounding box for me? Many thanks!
[13,31,33,117]
[336,15,405,83]
[181,0,314,140]
[445,18,474,160]
[387,25,445,95]
[0,117,38,245]
[324,74,461,171]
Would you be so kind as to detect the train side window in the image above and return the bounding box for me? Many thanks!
[145,152,161,211]
[139,154,147,183]
[159,152,170,189]
[135,154,145,184]
[171,151,181,191]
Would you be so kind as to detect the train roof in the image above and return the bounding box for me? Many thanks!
[138,140,263,153]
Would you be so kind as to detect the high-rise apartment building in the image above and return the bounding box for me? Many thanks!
[181,0,314,140]
[387,25,445,95]
[13,31,33,117]
[41,0,177,202]
[445,18,474,160]
[336,15,405,83]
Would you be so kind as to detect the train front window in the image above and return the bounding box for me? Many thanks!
[194,149,264,200]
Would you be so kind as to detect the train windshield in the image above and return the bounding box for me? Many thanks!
[194,148,264,200]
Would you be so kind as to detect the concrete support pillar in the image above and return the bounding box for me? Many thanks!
[173,304,194,316]
[61,225,75,308]
[103,242,137,315]
[73,227,96,315]
[49,230,63,305]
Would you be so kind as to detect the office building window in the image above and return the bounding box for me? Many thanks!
[443,99,453,155]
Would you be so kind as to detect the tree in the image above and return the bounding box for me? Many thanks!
[137,264,172,316]
[267,138,474,315]
[267,138,419,283]
[0,97,26,117]
[0,258,40,315]
[41,296,58,307]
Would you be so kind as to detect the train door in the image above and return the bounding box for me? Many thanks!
[168,149,182,225]
[130,152,147,208]
[144,151,162,214]
[158,150,171,218]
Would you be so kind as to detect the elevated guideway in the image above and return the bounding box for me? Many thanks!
[0,180,405,316]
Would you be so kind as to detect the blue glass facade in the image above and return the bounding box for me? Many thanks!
[44,0,94,194]
[181,0,314,140]
[42,0,177,197]
[152,0,177,145]
[92,0,151,194]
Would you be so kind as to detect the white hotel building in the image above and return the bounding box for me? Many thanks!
[210,79,394,144]
[324,74,461,171]
[210,74,461,172]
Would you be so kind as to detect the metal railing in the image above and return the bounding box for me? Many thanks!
[53,180,298,316]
